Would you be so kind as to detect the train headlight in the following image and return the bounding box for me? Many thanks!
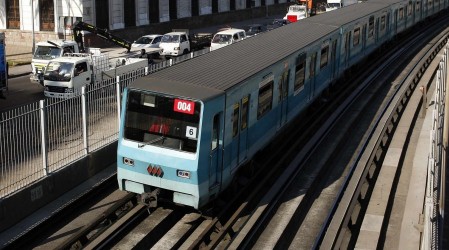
[123,157,134,166]
[177,170,190,179]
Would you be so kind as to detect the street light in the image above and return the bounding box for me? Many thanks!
[31,0,35,54]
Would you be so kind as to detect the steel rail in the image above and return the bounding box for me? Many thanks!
[317,23,449,250]
[56,192,137,249]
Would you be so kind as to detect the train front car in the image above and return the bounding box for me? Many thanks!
[117,79,224,209]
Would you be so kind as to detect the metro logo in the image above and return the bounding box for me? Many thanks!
[174,99,195,115]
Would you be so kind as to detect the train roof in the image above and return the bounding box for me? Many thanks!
[129,0,400,101]
[130,21,338,100]
[303,1,393,27]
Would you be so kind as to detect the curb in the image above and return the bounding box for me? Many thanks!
[9,72,31,79]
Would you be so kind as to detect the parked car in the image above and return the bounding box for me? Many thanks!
[131,34,163,50]
[267,19,292,30]
[243,24,266,37]
[210,28,246,51]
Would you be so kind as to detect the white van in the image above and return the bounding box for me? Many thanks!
[210,28,246,51]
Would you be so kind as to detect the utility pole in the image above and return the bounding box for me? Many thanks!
[31,0,35,53]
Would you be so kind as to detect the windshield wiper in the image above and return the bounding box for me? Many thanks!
[138,135,165,148]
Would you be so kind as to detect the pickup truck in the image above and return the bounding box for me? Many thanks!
[42,50,148,98]
[31,40,80,85]
[159,29,212,59]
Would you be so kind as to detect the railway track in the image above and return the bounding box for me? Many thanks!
[6,14,448,250]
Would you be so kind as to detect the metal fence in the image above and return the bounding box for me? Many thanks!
[423,41,448,250]
[0,47,210,197]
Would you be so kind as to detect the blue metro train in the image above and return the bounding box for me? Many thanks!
[117,0,448,209]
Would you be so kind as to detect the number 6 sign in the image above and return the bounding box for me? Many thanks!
[186,126,197,139]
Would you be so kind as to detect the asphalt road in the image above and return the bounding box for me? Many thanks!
[0,75,44,113]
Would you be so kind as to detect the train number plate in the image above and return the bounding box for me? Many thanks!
[174,99,195,115]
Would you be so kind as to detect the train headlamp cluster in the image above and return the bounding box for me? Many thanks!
[177,170,190,179]
[123,157,134,166]
[147,164,164,177]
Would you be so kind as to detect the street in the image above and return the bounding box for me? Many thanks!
[0,75,44,112]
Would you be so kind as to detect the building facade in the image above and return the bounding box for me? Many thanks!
[0,0,289,52]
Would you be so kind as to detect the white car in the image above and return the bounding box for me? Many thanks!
[131,34,163,50]
[210,28,246,51]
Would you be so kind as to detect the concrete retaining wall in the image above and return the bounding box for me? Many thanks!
[0,142,117,233]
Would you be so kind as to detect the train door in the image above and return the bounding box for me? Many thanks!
[210,113,223,189]
[277,68,289,130]
[238,96,249,164]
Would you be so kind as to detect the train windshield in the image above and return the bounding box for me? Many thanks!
[124,90,201,153]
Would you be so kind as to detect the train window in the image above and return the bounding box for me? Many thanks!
[399,8,404,20]
[408,3,412,16]
[320,45,329,69]
[241,96,249,130]
[257,77,273,120]
[294,54,306,93]
[232,103,239,137]
[416,2,420,12]
[344,33,350,51]
[380,16,386,31]
[353,28,360,47]
[124,90,201,153]
[368,16,374,38]
[211,114,219,151]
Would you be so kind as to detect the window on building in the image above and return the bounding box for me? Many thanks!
[6,0,20,29]
[149,0,160,23]
[39,0,55,31]
[169,0,177,20]
[124,0,136,27]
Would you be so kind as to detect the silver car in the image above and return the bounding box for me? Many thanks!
[131,34,163,50]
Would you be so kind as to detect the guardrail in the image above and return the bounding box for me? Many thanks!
[0,47,210,197]
[423,41,448,250]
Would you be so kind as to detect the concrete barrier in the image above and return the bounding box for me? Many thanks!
[0,141,117,233]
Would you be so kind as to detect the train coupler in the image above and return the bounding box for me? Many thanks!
[141,188,160,208]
